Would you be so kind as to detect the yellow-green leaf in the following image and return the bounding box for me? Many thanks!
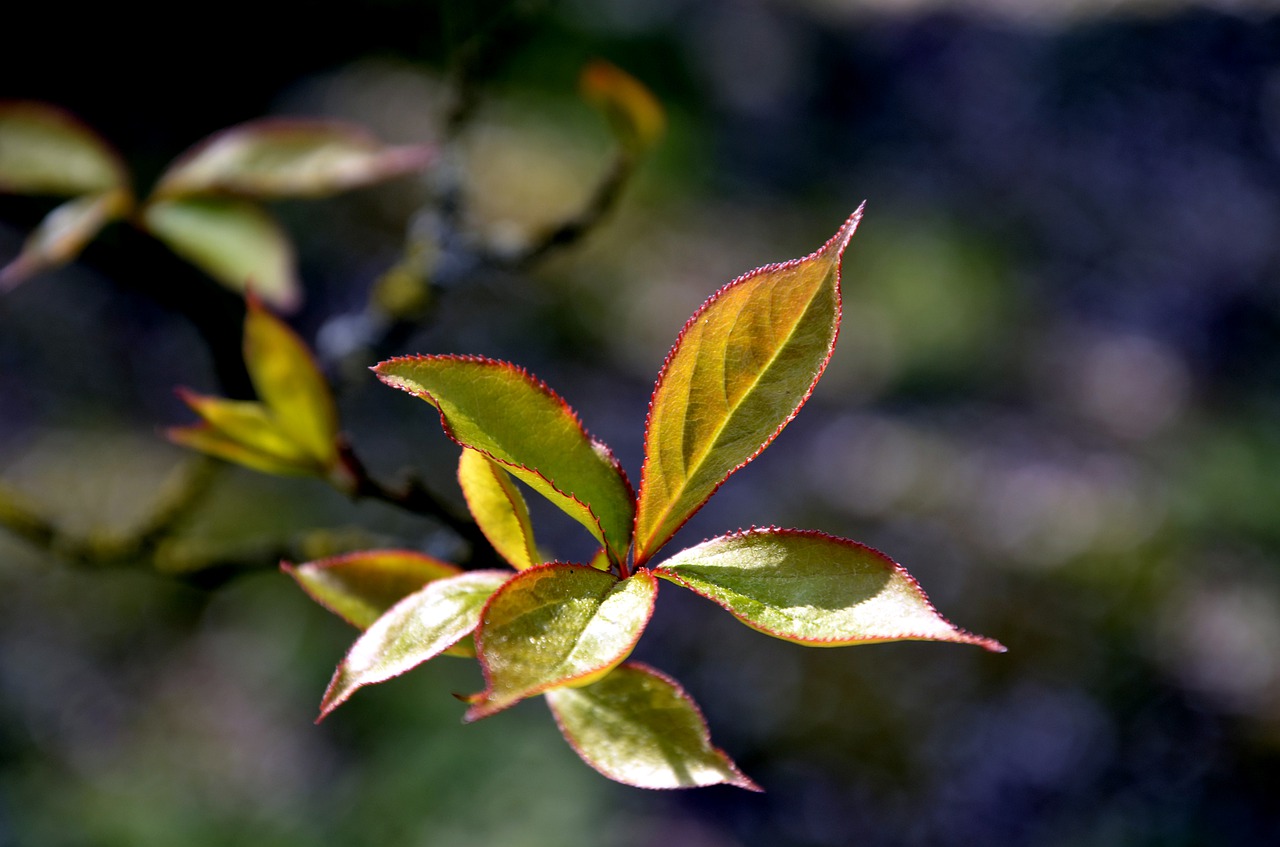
[0,101,128,196]
[375,356,635,565]
[633,208,864,565]
[142,197,300,310]
[458,448,540,571]
[653,528,1006,651]
[282,549,463,629]
[152,118,433,199]
[579,60,666,158]
[465,564,657,721]
[546,662,760,791]
[166,421,316,477]
[318,569,511,719]
[1,188,131,288]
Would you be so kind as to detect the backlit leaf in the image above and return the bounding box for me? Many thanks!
[653,528,1005,651]
[580,60,665,157]
[142,197,300,310]
[0,101,127,195]
[153,118,433,199]
[634,208,863,565]
[375,356,634,564]
[318,569,511,719]
[282,549,463,629]
[166,420,316,477]
[1,188,131,288]
[546,662,760,791]
[458,448,540,571]
[466,564,657,721]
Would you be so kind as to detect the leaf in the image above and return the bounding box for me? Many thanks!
[465,564,657,721]
[1,188,131,289]
[0,101,128,195]
[152,118,433,199]
[375,356,634,565]
[633,208,864,565]
[579,60,666,157]
[546,662,760,791]
[243,296,338,466]
[142,197,300,310]
[458,448,540,571]
[318,569,512,719]
[167,390,325,476]
[653,528,1006,651]
[282,549,463,629]
[167,418,317,478]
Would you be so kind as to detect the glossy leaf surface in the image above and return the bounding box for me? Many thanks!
[153,118,433,199]
[375,356,634,564]
[580,60,665,157]
[0,102,127,195]
[142,197,300,310]
[319,570,511,718]
[283,549,462,629]
[1,188,130,288]
[634,209,863,564]
[546,662,760,791]
[458,448,540,571]
[654,528,1005,651]
[466,565,657,721]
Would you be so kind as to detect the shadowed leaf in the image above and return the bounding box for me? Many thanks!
[458,448,540,571]
[0,101,127,195]
[1,188,131,288]
[283,549,463,629]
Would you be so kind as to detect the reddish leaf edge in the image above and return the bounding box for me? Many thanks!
[632,205,865,566]
[279,549,463,628]
[546,661,763,792]
[463,563,659,723]
[652,526,1007,653]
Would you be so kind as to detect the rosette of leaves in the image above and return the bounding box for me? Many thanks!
[283,207,1004,791]
[0,101,431,307]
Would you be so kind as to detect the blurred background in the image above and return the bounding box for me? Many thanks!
[4,0,1280,844]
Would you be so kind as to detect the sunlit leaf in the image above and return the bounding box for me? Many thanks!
[142,197,300,310]
[282,549,463,629]
[375,356,634,565]
[166,421,316,477]
[153,118,433,199]
[318,569,511,719]
[653,528,1005,651]
[174,389,312,461]
[458,448,540,571]
[580,60,665,157]
[0,188,131,288]
[0,101,128,195]
[465,564,657,721]
[546,662,760,791]
[633,208,864,565]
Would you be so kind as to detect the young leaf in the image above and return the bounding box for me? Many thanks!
[375,356,634,564]
[458,448,540,571]
[633,208,864,565]
[579,60,665,158]
[465,564,657,721]
[152,118,433,200]
[0,101,128,196]
[167,397,322,477]
[142,197,300,310]
[282,549,463,629]
[546,662,760,791]
[1,188,131,288]
[319,569,512,719]
[653,528,1005,651]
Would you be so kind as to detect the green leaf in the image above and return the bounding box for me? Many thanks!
[167,389,326,476]
[318,569,511,719]
[633,209,864,565]
[579,60,665,158]
[458,448,540,571]
[375,356,635,565]
[1,188,131,288]
[465,564,657,721]
[0,101,128,196]
[152,118,433,199]
[282,548,463,629]
[546,662,760,791]
[653,528,1006,651]
[142,197,300,310]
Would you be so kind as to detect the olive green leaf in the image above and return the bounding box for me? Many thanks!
[282,548,463,629]
[579,60,665,158]
[0,101,128,196]
[458,448,540,571]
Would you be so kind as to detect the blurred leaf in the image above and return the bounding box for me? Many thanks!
[546,662,760,791]
[465,565,657,721]
[375,356,635,565]
[0,101,128,195]
[152,118,433,199]
[166,419,317,477]
[458,448,540,571]
[579,61,665,158]
[654,528,1005,651]
[283,548,463,629]
[142,197,300,310]
[319,569,512,719]
[634,208,863,565]
[0,188,131,288]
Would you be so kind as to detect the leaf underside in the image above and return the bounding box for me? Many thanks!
[458,448,540,570]
[283,549,463,629]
